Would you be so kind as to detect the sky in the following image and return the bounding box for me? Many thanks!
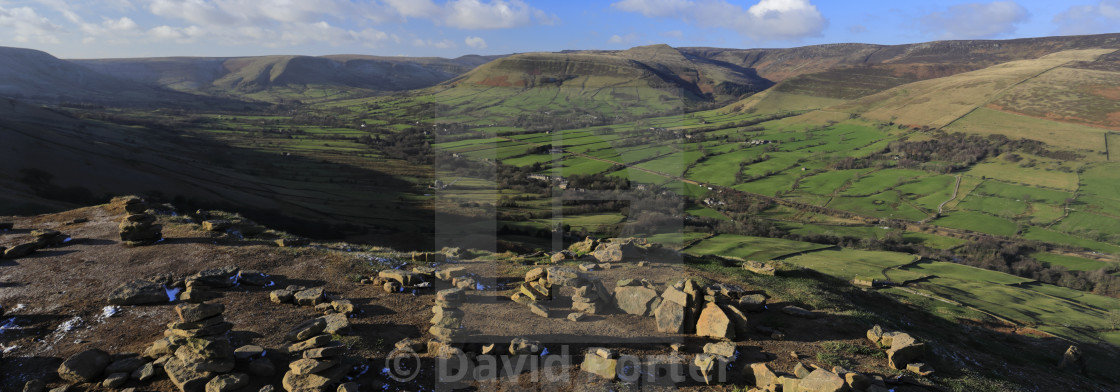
[0,0,1117,59]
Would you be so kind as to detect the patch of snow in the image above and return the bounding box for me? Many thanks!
[62,237,73,243]
[264,281,275,287]
[101,306,121,319]
[0,318,19,334]
[165,287,182,302]
[1,345,18,353]
[12,304,26,312]
[539,347,549,356]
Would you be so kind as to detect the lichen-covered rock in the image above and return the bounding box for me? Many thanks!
[615,286,658,316]
[696,303,735,340]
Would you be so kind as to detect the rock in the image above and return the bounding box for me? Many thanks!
[793,362,812,378]
[722,304,751,337]
[337,382,359,392]
[428,326,464,341]
[615,286,658,316]
[282,360,349,392]
[781,305,818,319]
[877,331,901,349]
[57,348,112,383]
[906,362,934,376]
[3,242,39,259]
[201,220,232,232]
[524,267,547,282]
[290,358,337,375]
[395,338,423,353]
[132,362,157,381]
[519,282,549,301]
[435,287,465,306]
[190,267,240,288]
[293,288,326,306]
[845,372,870,391]
[578,263,597,272]
[580,349,617,379]
[568,237,598,254]
[751,363,777,388]
[452,276,477,290]
[103,372,129,388]
[270,289,295,304]
[23,380,45,392]
[120,197,148,214]
[738,294,767,312]
[176,303,225,323]
[47,388,69,392]
[379,270,423,286]
[654,300,686,333]
[693,353,729,385]
[237,271,271,286]
[866,325,883,345]
[383,281,401,293]
[551,251,572,263]
[616,278,638,287]
[259,386,276,392]
[275,238,310,247]
[1059,345,1084,372]
[703,341,736,358]
[319,313,349,335]
[886,334,925,369]
[431,308,465,329]
[592,243,623,263]
[248,357,276,377]
[234,345,265,360]
[107,280,169,305]
[696,303,735,340]
[509,338,541,355]
[567,312,585,321]
[546,267,583,287]
[286,318,328,342]
[165,358,215,392]
[103,356,145,375]
[661,287,689,307]
[181,287,222,303]
[743,260,776,275]
[206,373,250,392]
[435,267,467,281]
[798,369,847,392]
[304,345,348,359]
[527,302,550,318]
[572,300,603,315]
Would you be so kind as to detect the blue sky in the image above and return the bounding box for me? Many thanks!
[0,0,1117,59]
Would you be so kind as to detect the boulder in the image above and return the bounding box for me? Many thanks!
[703,341,736,358]
[431,308,465,329]
[176,303,225,323]
[661,287,689,307]
[379,270,423,286]
[108,280,168,305]
[3,242,39,259]
[234,345,265,360]
[303,345,347,359]
[57,348,111,383]
[696,303,735,340]
[527,302,550,318]
[238,271,272,286]
[435,267,467,281]
[568,237,598,254]
[797,369,848,392]
[693,353,729,385]
[383,281,401,293]
[551,251,573,263]
[293,288,326,306]
[580,349,617,380]
[165,358,215,392]
[1059,345,1084,372]
[435,288,465,306]
[132,362,158,381]
[906,362,934,376]
[105,356,146,374]
[738,294,767,312]
[751,363,777,388]
[845,372,870,391]
[524,267,547,282]
[578,263,597,272]
[290,358,337,375]
[102,372,129,388]
[331,299,355,314]
[743,260,776,275]
[190,267,239,287]
[509,338,541,355]
[886,334,924,369]
[270,289,296,304]
[282,360,349,392]
[546,267,583,287]
[567,312,585,322]
[592,243,623,263]
[452,276,477,290]
[572,301,604,315]
[615,286,658,316]
[654,300,686,333]
[206,373,250,392]
[201,220,232,232]
[722,304,750,337]
[866,325,883,345]
[286,318,327,342]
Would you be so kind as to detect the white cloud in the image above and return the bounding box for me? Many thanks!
[611,0,827,41]
[608,33,639,45]
[919,1,1029,39]
[384,0,555,29]
[412,38,457,49]
[464,36,487,49]
[1054,1,1120,35]
[0,5,64,44]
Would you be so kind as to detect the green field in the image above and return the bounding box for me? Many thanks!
[1032,252,1110,271]
[684,234,833,261]
[933,211,1019,236]
[782,248,919,281]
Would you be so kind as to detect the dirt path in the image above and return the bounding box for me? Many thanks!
[938,175,963,214]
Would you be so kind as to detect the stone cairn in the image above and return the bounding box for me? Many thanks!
[118,197,162,246]
[510,266,612,321]
[280,317,355,392]
[428,287,467,357]
[866,325,929,374]
[150,301,240,392]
